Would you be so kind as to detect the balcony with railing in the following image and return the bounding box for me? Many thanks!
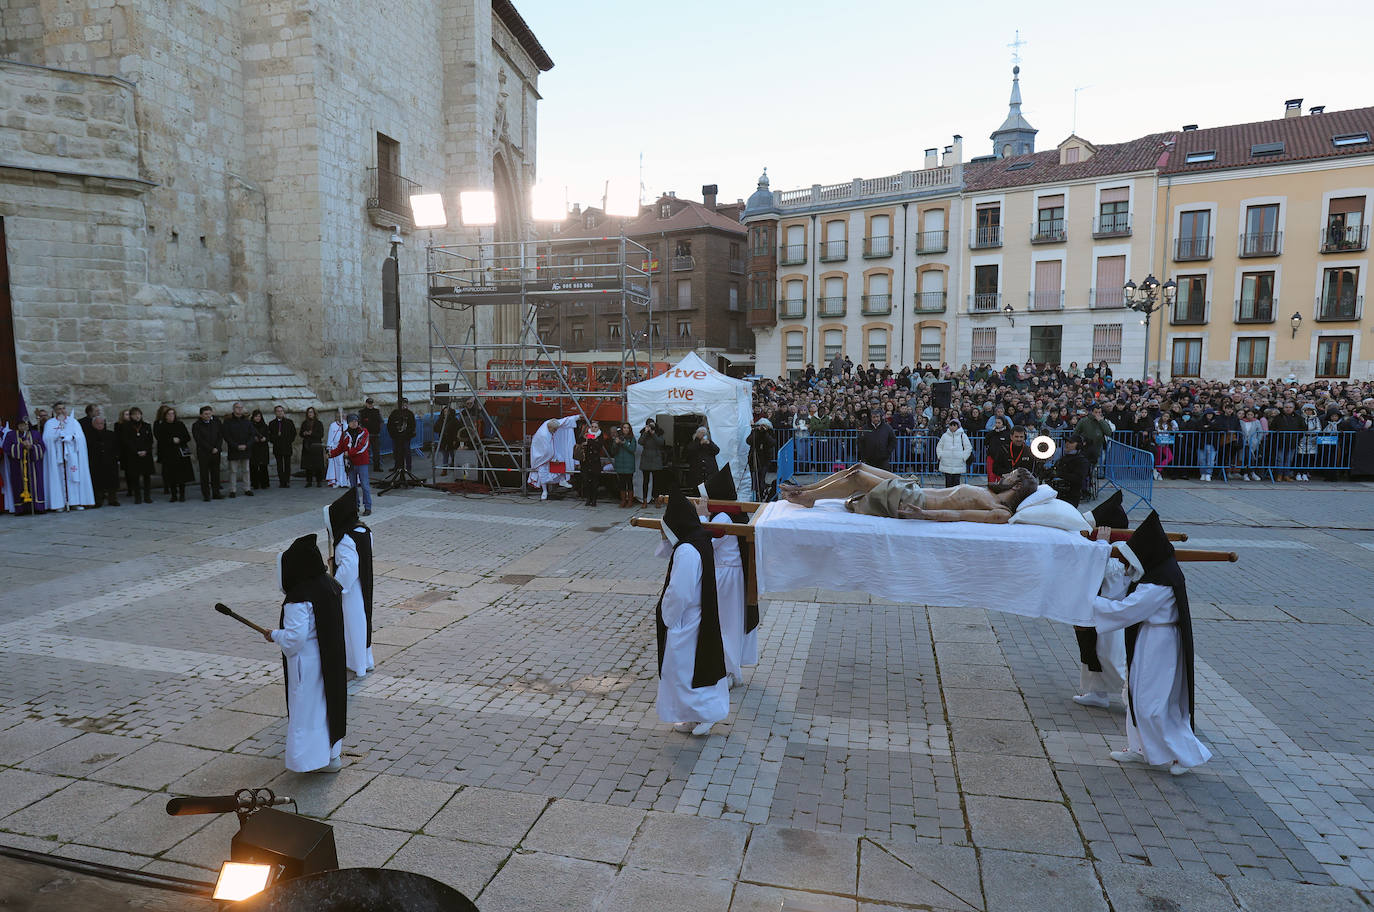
[969,292,1001,313]
[913,291,947,313]
[779,244,806,265]
[970,226,1003,249]
[729,257,747,274]
[1092,214,1132,238]
[1175,235,1213,261]
[1171,299,1208,325]
[915,230,948,254]
[1239,231,1282,258]
[1317,293,1363,322]
[1320,225,1369,253]
[1090,287,1125,309]
[747,299,776,327]
[1235,296,1275,323]
[817,296,847,317]
[863,236,893,258]
[861,294,892,315]
[1031,218,1067,244]
[671,255,695,271]
[771,166,959,211]
[1028,290,1064,311]
[366,167,420,229]
[819,240,848,262]
[778,298,807,319]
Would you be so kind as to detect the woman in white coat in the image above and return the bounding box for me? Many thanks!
[935,417,972,487]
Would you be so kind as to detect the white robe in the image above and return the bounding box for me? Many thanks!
[41,417,95,508]
[271,599,343,772]
[333,532,375,676]
[711,513,755,678]
[1094,563,1211,769]
[656,544,729,725]
[528,415,579,487]
[325,421,347,487]
[1080,628,1126,700]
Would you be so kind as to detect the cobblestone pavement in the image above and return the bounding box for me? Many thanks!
[1,478,1372,911]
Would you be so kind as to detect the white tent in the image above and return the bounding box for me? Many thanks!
[626,352,753,495]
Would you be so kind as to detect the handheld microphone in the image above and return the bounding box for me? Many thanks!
[166,789,292,816]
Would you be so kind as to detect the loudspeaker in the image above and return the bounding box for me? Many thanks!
[231,808,338,882]
[931,381,952,409]
[433,382,450,407]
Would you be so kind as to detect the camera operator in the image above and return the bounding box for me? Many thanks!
[611,422,637,507]
[1045,433,1090,506]
[638,418,666,503]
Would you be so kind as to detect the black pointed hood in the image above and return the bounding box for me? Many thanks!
[279,534,327,596]
[703,464,737,501]
[324,490,359,549]
[1119,510,1173,579]
[1088,490,1129,529]
[662,492,704,547]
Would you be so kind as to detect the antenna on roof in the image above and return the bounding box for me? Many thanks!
[1072,84,1093,135]
[638,152,645,206]
[1007,30,1027,67]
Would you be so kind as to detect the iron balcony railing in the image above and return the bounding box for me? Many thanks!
[1235,297,1275,323]
[1171,299,1208,324]
[1320,224,1369,253]
[1090,287,1125,309]
[1092,214,1132,238]
[1028,290,1064,311]
[863,235,893,258]
[861,293,892,315]
[817,296,847,317]
[366,167,420,218]
[913,291,947,313]
[915,230,948,253]
[969,292,1001,313]
[1239,231,1282,257]
[1175,235,1213,261]
[779,244,807,265]
[671,255,695,271]
[819,240,848,262]
[778,299,807,319]
[1317,293,1363,321]
[970,226,1003,249]
[1031,218,1066,243]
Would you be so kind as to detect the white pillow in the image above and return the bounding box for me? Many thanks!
[1008,499,1092,533]
[1016,484,1059,510]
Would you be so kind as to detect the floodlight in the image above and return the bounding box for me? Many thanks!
[409,193,447,228]
[1031,435,1056,460]
[459,190,497,227]
[531,183,567,222]
[214,861,274,902]
[604,179,641,218]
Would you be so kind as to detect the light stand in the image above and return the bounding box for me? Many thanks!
[1124,275,1177,381]
[379,227,425,492]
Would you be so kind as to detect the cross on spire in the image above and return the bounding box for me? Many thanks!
[1007,30,1026,67]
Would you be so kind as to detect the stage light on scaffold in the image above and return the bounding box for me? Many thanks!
[213,861,275,902]
[531,183,567,222]
[1031,435,1056,460]
[459,190,497,227]
[604,179,640,218]
[409,193,448,229]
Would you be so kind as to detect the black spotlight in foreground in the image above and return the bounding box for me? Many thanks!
[238,868,480,912]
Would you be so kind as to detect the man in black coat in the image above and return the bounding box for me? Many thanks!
[268,405,297,488]
[386,398,416,472]
[359,397,382,468]
[991,426,1036,480]
[857,411,896,471]
[86,415,121,507]
[191,405,225,501]
[222,402,256,498]
[1047,434,1090,506]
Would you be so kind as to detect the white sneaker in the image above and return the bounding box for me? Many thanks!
[1152,470,1162,480]
[672,721,696,733]
[691,721,715,736]
[557,480,573,488]
[1110,749,1146,764]
[727,674,741,690]
[540,488,548,501]
[1201,474,1211,482]
[1169,762,1192,776]
[1073,692,1110,709]
[312,756,343,773]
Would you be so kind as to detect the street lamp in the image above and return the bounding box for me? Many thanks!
[1124,274,1177,380]
[1290,312,1303,338]
[1002,301,1015,327]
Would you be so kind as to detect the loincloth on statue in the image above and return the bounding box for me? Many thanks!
[847,477,925,517]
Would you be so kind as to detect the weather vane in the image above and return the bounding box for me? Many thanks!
[1008,30,1026,67]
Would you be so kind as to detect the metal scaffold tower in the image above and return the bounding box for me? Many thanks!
[424,234,654,491]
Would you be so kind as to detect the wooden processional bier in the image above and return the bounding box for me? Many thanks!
[630,497,1238,607]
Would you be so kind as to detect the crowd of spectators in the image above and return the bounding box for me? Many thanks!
[749,355,1374,483]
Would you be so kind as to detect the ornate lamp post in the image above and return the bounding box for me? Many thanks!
[1123,274,1177,381]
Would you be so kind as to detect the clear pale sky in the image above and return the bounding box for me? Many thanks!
[516,0,1372,210]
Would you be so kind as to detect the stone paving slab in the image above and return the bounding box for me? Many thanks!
[477,850,618,912]
[521,797,645,863]
[383,833,509,899]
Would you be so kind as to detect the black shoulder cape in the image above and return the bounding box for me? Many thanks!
[655,537,727,689]
[343,526,374,646]
[281,575,348,747]
[1123,558,1195,730]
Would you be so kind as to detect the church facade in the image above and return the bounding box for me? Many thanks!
[0,0,551,419]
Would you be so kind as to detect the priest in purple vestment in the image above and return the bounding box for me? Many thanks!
[4,419,46,514]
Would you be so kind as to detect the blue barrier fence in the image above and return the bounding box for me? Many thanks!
[1102,438,1154,512]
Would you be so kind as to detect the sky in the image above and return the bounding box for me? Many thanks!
[515,0,1374,211]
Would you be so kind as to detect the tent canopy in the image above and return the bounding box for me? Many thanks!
[626,352,753,494]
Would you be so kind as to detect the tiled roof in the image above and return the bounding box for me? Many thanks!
[963,133,1171,192]
[618,197,746,237]
[1160,106,1374,174]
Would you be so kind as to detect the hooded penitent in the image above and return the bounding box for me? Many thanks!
[1088,489,1130,529]
[703,464,758,633]
[656,492,726,688]
[325,490,373,644]
[1118,511,1195,729]
[278,534,348,746]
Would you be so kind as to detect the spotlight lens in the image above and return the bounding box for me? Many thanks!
[1031,435,1056,459]
[213,862,274,902]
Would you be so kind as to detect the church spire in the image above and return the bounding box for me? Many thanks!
[991,64,1037,159]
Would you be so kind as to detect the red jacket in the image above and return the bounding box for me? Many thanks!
[329,427,370,465]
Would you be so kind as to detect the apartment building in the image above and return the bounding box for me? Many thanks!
[1155,102,1374,382]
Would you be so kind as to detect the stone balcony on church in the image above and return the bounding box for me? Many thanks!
[367,167,420,231]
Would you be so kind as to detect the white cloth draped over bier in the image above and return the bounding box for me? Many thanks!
[333,532,374,677]
[41,417,95,509]
[325,420,347,486]
[656,543,729,725]
[711,512,755,676]
[754,499,1111,624]
[271,599,343,772]
[528,415,578,487]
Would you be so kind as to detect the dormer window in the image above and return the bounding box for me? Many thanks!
[660,204,672,218]
[1184,150,1216,164]
[1334,132,1370,147]
[1250,141,1284,157]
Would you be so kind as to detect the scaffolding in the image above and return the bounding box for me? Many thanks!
[425,234,655,491]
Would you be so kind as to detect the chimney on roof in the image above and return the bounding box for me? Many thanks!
[572,202,581,215]
[1310,105,1325,115]
[1182,124,1198,131]
[950,135,963,164]
[1284,98,1303,119]
[702,184,718,210]
[923,148,938,169]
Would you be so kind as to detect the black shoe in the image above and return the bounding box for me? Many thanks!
[109,499,120,507]
[203,496,212,502]
[361,508,371,516]
[212,493,223,500]
[228,492,237,498]
[243,490,254,497]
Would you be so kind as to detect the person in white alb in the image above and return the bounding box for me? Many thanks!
[42,402,95,510]
[325,490,375,679]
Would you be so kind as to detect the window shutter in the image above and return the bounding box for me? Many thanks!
[1099,187,1130,203]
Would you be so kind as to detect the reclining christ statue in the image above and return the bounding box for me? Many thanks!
[781,465,1039,523]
